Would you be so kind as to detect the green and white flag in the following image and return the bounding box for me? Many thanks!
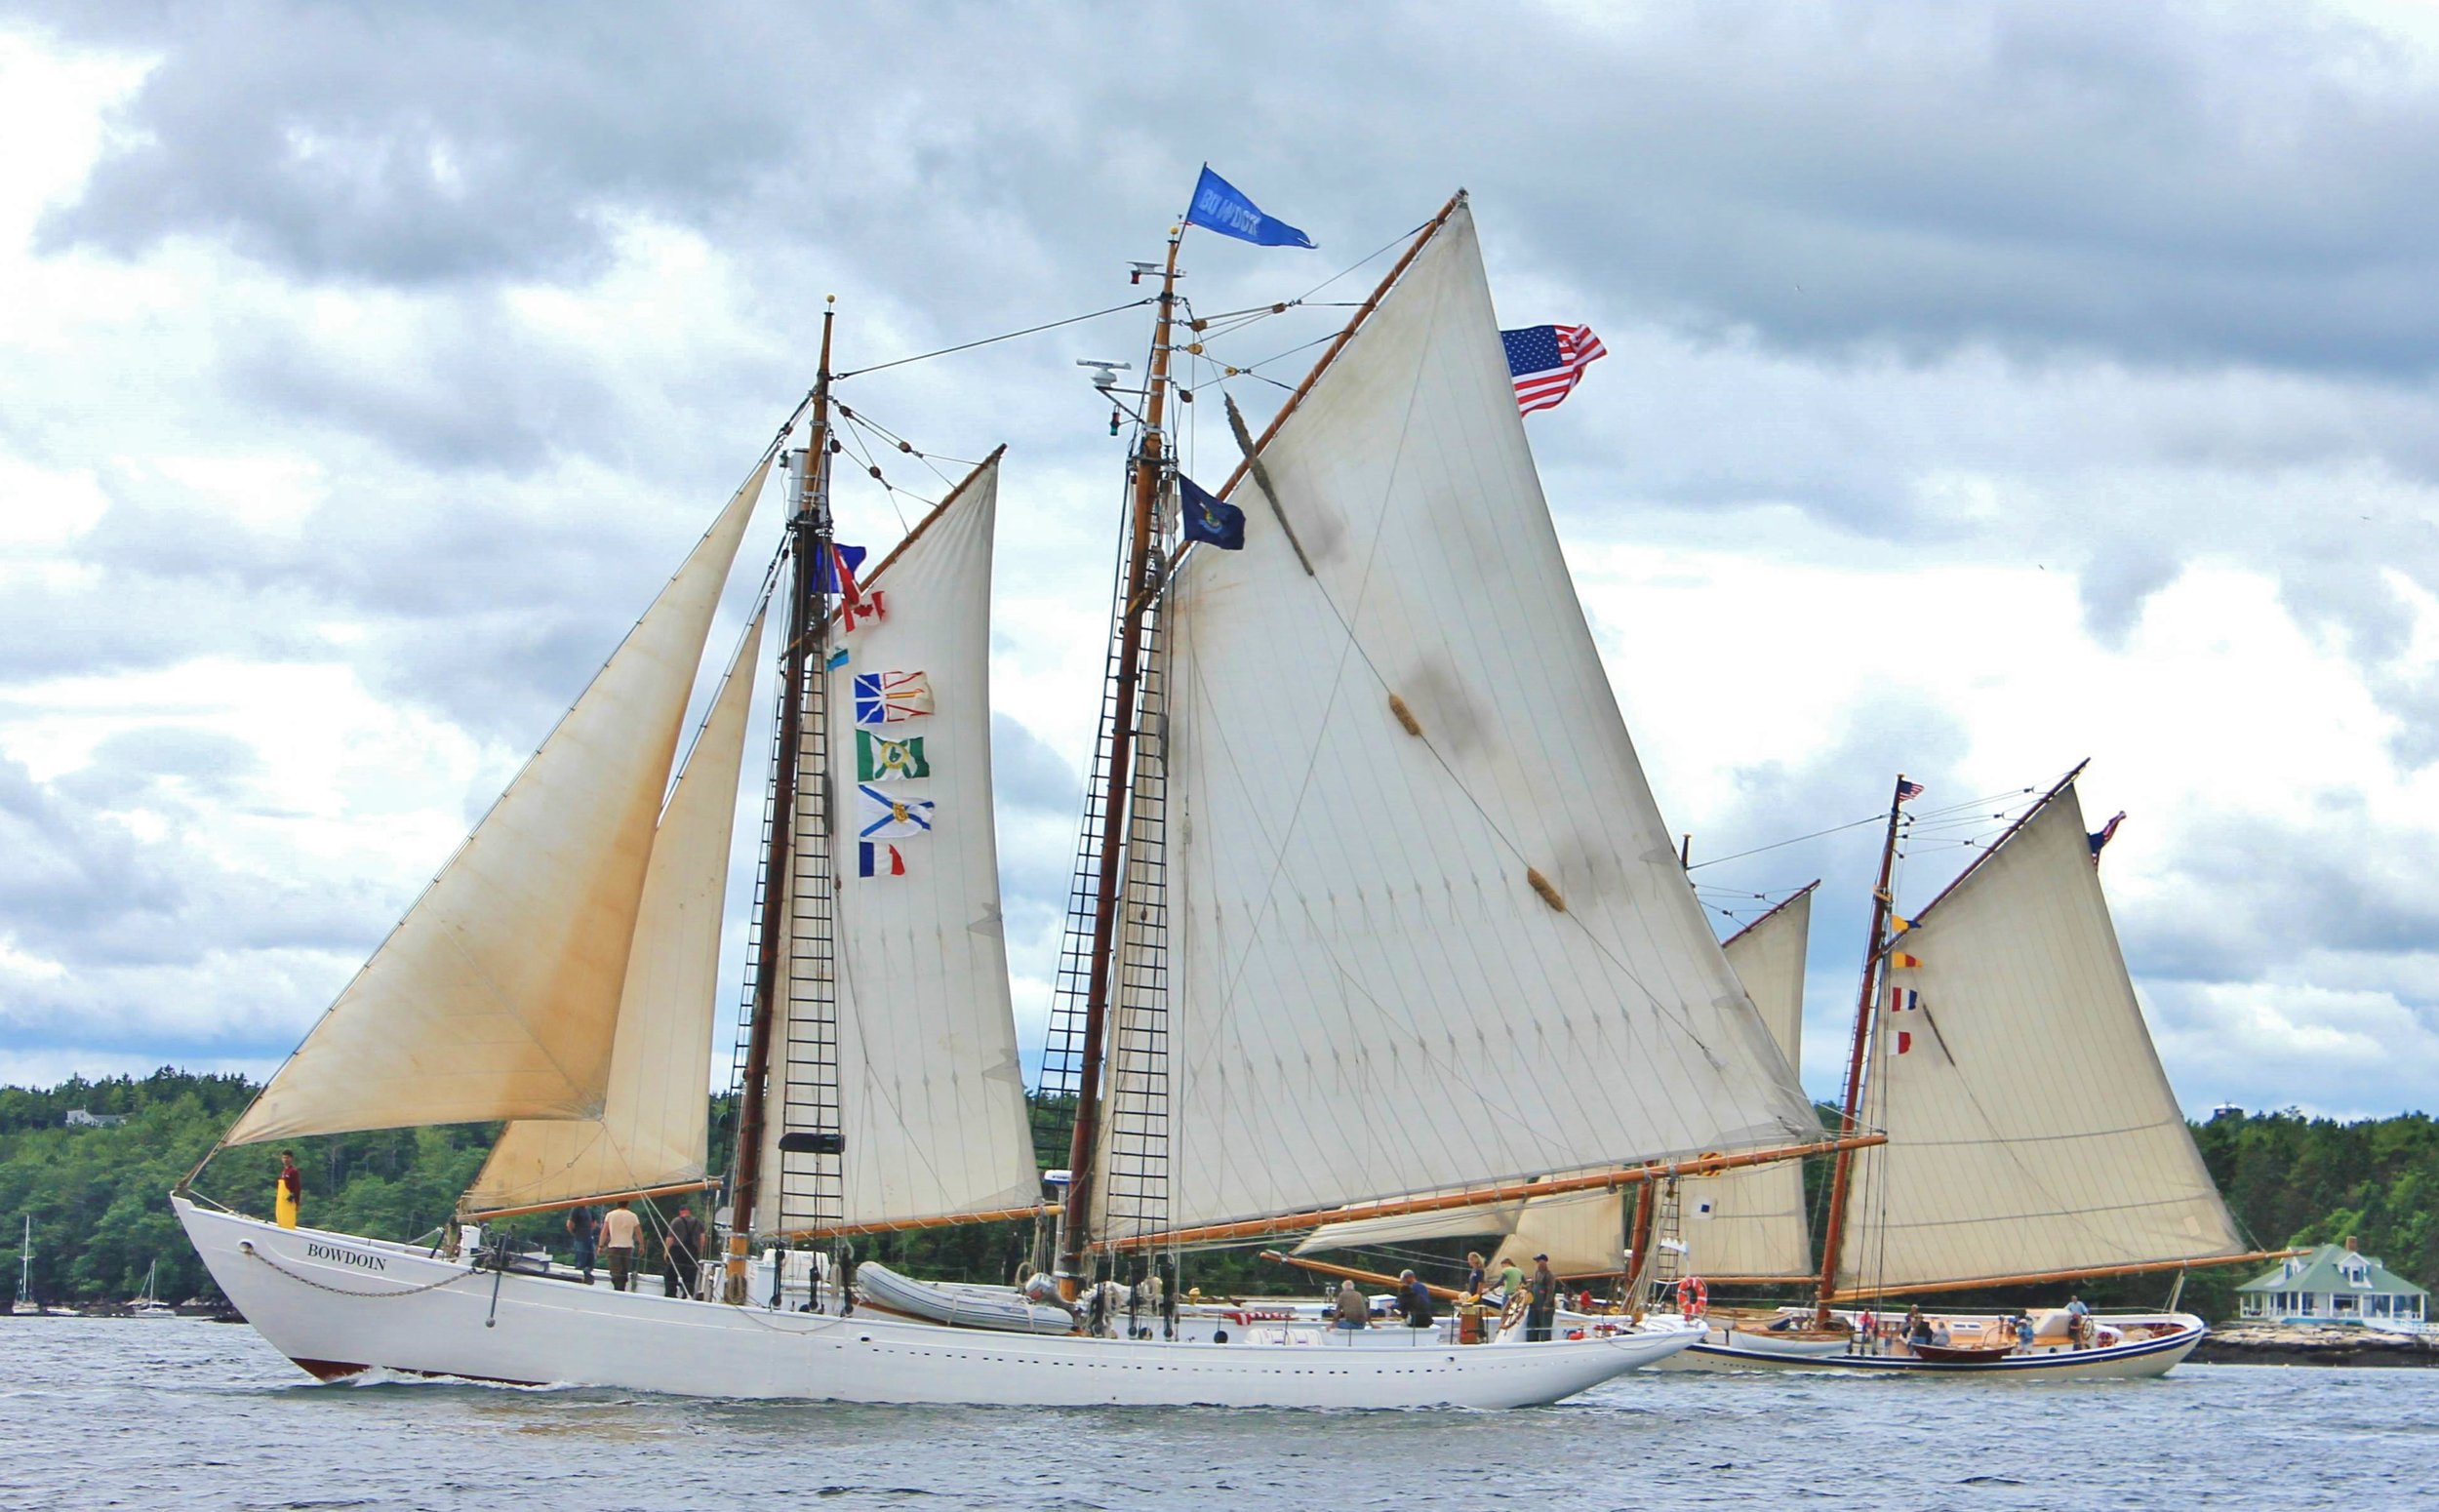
[858,729,930,782]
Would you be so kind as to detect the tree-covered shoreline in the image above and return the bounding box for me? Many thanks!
[4,1070,2431,1317]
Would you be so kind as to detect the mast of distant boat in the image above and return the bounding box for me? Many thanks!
[1815,774,1909,1324]
[728,298,840,1301]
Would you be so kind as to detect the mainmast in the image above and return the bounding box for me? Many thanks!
[1058,231,1183,1290]
[1815,773,1909,1323]
[728,298,838,1299]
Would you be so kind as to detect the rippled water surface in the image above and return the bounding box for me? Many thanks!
[2,1318,2431,1509]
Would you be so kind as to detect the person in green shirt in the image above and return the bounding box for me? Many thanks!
[1496,1256,1524,1304]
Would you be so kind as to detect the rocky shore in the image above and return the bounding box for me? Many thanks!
[2195,1324,2439,1366]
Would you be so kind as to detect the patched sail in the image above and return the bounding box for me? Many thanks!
[1835,784,2247,1293]
[465,608,766,1213]
[1292,886,1818,1277]
[1136,202,1816,1233]
[227,463,770,1145]
[759,456,1037,1233]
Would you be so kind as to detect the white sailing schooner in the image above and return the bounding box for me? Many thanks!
[173,191,1852,1406]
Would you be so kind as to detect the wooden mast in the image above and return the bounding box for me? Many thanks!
[1058,229,1183,1291]
[727,298,838,1299]
[1060,193,1469,1285]
[1815,774,1909,1323]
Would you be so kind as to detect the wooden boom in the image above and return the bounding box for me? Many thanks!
[779,1203,1057,1243]
[462,1179,721,1223]
[1093,1134,1884,1254]
[1827,1248,2305,1302]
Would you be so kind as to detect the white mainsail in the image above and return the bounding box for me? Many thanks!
[759,457,1037,1233]
[1124,202,1816,1234]
[464,608,767,1213]
[227,463,770,1145]
[1835,783,2248,1293]
[1291,886,1819,1277]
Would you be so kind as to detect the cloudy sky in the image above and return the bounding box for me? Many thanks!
[4,1,2436,1121]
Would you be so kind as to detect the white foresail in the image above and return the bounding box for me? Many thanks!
[1151,202,1816,1232]
[227,463,770,1146]
[1668,887,1816,1278]
[760,457,1037,1232]
[464,608,766,1213]
[1836,783,2247,1292]
[1291,887,1819,1277]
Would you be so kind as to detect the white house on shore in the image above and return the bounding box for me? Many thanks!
[2236,1239,2428,1327]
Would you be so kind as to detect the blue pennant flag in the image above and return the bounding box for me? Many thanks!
[1179,473,1245,551]
[1184,166,1315,250]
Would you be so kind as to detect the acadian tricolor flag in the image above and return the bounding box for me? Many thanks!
[857,784,935,839]
[858,841,906,878]
[854,670,935,726]
[858,730,930,782]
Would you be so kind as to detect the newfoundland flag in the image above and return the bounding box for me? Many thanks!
[1184,166,1315,249]
[1179,474,1245,550]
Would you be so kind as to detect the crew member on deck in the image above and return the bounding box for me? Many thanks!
[1395,1270,1436,1328]
[1525,1254,1558,1341]
[566,1204,599,1285]
[1334,1278,1371,1330]
[599,1200,642,1292]
[663,1205,704,1299]
[275,1150,301,1230]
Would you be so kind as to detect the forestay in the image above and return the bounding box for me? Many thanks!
[1140,203,1816,1233]
[759,458,1037,1232]
[226,463,770,1145]
[465,609,766,1213]
[1836,784,2248,1292]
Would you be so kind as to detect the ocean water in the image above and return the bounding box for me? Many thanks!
[0,1318,2429,1510]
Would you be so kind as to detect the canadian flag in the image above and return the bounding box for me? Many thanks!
[843,590,888,632]
[1897,1030,1914,1055]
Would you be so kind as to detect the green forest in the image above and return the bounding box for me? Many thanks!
[4,1069,2433,1321]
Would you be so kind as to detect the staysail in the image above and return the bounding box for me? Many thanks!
[226,463,770,1145]
[1291,885,1819,1277]
[758,455,1038,1234]
[1664,886,1817,1279]
[1835,782,2248,1293]
[463,608,766,1214]
[1109,201,1816,1235]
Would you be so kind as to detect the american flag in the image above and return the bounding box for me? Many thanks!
[1500,324,1608,415]
[1896,779,1926,803]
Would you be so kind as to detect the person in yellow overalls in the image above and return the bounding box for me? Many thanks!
[275,1150,302,1229]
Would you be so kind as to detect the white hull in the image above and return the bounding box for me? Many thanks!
[1666,1311,2208,1379]
[177,1198,1694,1407]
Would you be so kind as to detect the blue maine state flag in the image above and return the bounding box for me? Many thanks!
[1178,473,1245,550]
[1184,166,1315,249]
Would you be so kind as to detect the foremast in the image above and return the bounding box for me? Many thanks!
[729,298,839,1298]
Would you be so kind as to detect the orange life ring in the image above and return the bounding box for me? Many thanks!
[1675,1276,1708,1317]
